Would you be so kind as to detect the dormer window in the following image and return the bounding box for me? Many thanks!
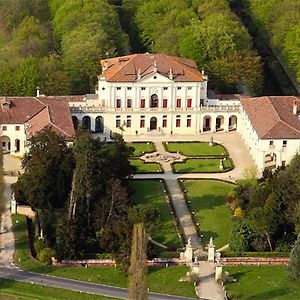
[127,87,132,90]
[153,76,157,79]
[1,99,11,109]
[116,87,121,90]
[177,87,181,90]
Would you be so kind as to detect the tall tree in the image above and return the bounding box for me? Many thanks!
[288,235,300,280]
[128,223,148,300]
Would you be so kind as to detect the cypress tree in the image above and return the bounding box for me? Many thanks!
[128,223,148,300]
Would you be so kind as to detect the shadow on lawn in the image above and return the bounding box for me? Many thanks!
[246,288,291,300]
[192,194,226,210]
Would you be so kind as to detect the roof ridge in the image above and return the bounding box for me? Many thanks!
[269,97,300,134]
[25,104,47,123]
[266,96,281,122]
[106,54,138,80]
[49,121,72,137]
[165,54,203,80]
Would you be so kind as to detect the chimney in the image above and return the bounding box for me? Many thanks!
[153,61,157,72]
[293,100,298,115]
[137,68,141,80]
[169,68,173,80]
[36,87,40,97]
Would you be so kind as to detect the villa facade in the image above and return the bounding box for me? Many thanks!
[1,53,300,173]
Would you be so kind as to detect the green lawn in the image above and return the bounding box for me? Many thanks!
[224,266,300,300]
[173,158,232,173]
[12,214,195,298]
[164,142,227,156]
[0,278,118,300]
[182,180,234,248]
[130,180,181,251]
[127,142,155,156]
[130,159,162,173]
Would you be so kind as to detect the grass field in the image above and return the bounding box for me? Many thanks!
[130,159,162,173]
[164,142,226,156]
[127,142,155,156]
[224,266,300,300]
[12,214,195,298]
[173,158,232,173]
[130,180,181,250]
[0,278,118,300]
[183,180,234,248]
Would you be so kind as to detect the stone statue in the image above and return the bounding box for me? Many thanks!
[209,136,214,146]
[187,237,192,247]
[209,237,214,246]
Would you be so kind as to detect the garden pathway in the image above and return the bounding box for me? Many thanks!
[128,132,254,300]
[0,176,18,269]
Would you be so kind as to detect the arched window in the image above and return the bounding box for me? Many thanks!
[95,116,104,133]
[82,116,91,130]
[150,94,158,108]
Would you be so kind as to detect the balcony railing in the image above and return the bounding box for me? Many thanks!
[70,104,241,113]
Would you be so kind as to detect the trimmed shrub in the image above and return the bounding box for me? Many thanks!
[34,238,48,255]
[37,247,56,265]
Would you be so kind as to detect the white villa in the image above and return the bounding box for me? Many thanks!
[1,53,300,173]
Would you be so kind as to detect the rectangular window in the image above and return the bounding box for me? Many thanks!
[116,99,121,108]
[127,87,132,90]
[127,119,131,127]
[187,118,191,127]
[141,87,146,90]
[2,126,7,131]
[269,141,274,146]
[200,99,204,106]
[187,98,192,108]
[2,142,6,147]
[163,87,168,90]
[176,99,181,108]
[15,126,20,131]
[283,140,287,147]
[162,119,167,128]
[177,87,181,90]
[140,119,145,128]
[127,99,132,108]
[116,119,121,128]
[140,99,145,108]
[187,87,192,90]
[176,118,181,127]
[163,99,168,108]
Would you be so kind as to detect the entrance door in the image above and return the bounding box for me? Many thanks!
[150,117,157,130]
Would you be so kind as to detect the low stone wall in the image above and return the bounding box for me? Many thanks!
[16,205,36,218]
[52,257,186,267]
[220,257,289,266]
[52,258,116,267]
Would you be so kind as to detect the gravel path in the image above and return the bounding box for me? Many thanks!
[0,176,18,268]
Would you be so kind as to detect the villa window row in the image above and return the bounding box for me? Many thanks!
[2,125,20,131]
[115,95,195,109]
[114,86,194,91]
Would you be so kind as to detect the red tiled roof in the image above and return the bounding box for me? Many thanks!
[240,96,300,139]
[0,96,75,138]
[101,53,205,82]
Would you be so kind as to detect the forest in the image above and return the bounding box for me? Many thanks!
[0,0,262,97]
[0,0,298,97]
[244,0,300,86]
